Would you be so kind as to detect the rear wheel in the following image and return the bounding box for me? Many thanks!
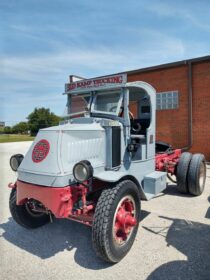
[92,180,140,263]
[187,154,206,196]
[176,152,192,194]
[9,188,50,229]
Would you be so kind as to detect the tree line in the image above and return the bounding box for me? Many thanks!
[2,107,62,136]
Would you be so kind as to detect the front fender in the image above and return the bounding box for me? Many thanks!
[94,171,147,200]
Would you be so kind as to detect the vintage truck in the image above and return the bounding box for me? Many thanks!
[8,74,206,263]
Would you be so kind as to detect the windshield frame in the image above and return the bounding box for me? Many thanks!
[66,92,92,117]
[91,89,123,116]
[65,88,123,118]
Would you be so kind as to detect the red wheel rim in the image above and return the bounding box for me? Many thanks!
[113,195,137,245]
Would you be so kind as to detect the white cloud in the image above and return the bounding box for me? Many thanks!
[1,0,209,125]
[0,36,188,124]
[146,2,210,32]
[0,33,187,85]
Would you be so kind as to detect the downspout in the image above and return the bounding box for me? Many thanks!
[182,61,193,151]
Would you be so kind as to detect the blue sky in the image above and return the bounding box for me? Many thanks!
[1,0,210,125]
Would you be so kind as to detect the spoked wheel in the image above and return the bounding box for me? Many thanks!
[9,188,50,229]
[187,154,206,196]
[92,180,140,263]
[113,195,137,246]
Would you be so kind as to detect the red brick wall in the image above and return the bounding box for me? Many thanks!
[127,61,210,160]
[190,61,210,160]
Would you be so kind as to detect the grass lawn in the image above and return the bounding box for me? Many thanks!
[0,134,35,143]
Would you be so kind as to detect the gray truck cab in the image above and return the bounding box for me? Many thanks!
[62,74,166,199]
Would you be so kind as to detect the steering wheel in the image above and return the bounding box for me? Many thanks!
[131,122,142,134]
[109,106,118,113]
[119,107,134,120]
[118,107,141,133]
[129,111,134,120]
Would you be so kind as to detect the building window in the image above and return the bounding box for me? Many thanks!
[0,121,5,127]
[156,91,179,110]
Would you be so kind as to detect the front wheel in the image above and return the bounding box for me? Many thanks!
[92,180,140,263]
[9,188,50,229]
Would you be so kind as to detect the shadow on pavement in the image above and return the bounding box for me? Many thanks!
[0,217,110,270]
[141,209,150,221]
[0,209,150,270]
[205,196,210,219]
[163,184,194,198]
[144,216,210,280]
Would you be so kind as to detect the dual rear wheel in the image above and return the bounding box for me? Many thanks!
[176,153,206,196]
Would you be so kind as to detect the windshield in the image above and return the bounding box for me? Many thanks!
[93,91,122,114]
[66,90,122,117]
[68,93,91,116]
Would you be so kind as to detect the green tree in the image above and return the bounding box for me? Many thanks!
[27,107,62,136]
[12,122,29,134]
[3,126,12,134]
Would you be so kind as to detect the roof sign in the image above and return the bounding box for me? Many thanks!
[65,74,127,94]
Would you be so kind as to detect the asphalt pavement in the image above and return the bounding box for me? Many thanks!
[0,142,210,280]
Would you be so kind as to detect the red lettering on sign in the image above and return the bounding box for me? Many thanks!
[68,83,76,90]
[65,74,126,92]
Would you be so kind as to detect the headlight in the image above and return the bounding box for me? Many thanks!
[10,154,24,171]
[73,160,93,183]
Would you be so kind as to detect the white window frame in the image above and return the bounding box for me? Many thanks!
[91,90,123,116]
[156,91,179,110]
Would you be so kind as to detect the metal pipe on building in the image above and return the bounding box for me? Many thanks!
[182,61,193,151]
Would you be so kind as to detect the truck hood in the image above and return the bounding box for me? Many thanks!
[17,123,105,186]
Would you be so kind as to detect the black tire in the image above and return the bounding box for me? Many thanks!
[187,154,206,196]
[9,188,50,229]
[92,180,140,263]
[176,152,192,193]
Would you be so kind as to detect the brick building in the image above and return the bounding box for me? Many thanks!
[0,121,5,128]
[123,55,210,161]
[71,55,210,160]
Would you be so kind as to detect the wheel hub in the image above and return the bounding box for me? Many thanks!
[113,196,137,245]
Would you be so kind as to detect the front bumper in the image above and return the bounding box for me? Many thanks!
[14,180,72,218]
[10,180,94,225]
